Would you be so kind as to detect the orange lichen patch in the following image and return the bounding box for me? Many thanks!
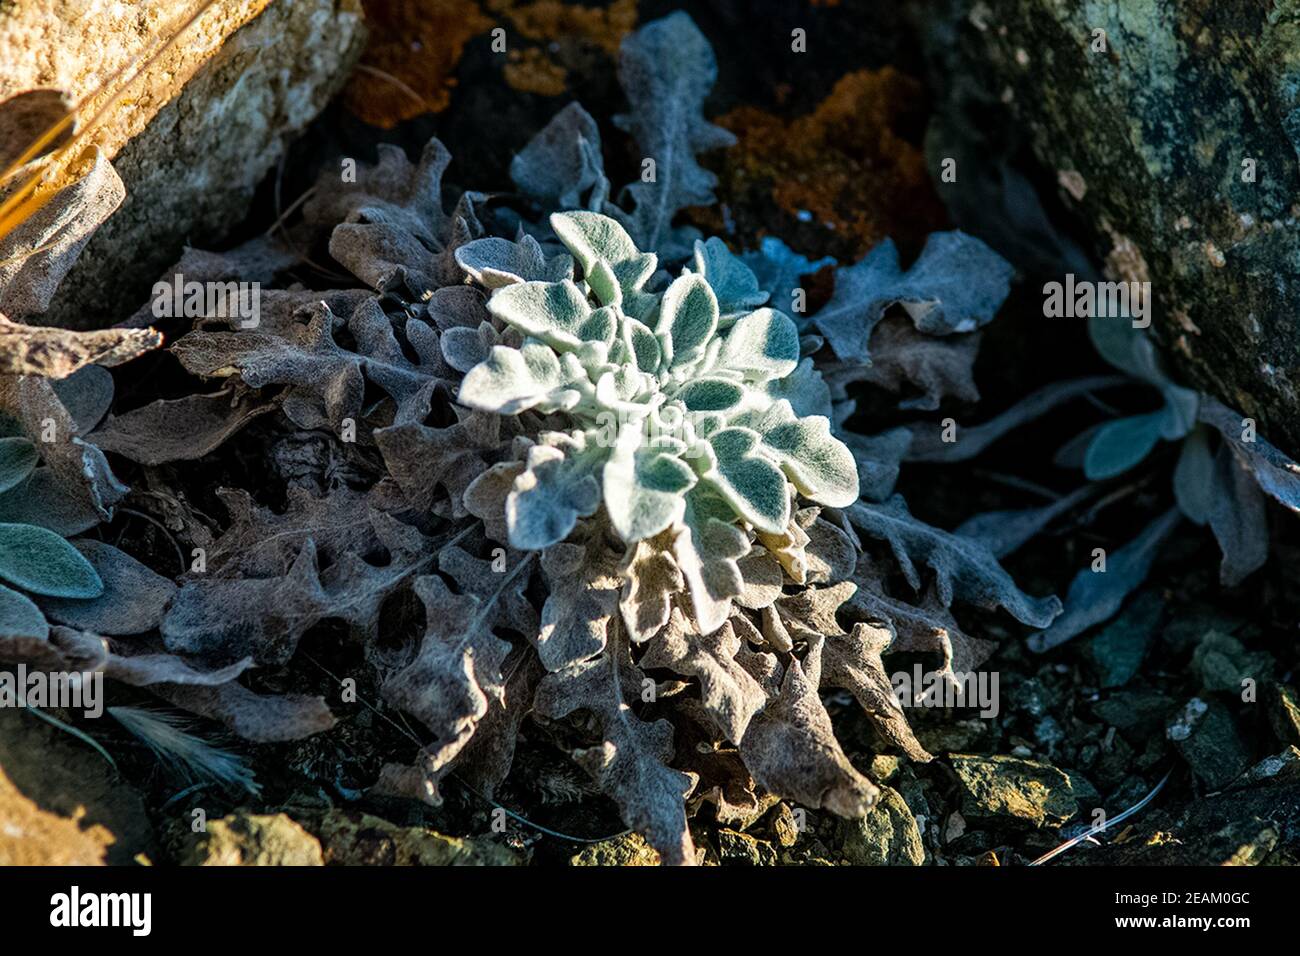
[700,68,946,260]
[504,46,569,96]
[488,0,637,55]
[344,0,634,126]
[344,0,491,128]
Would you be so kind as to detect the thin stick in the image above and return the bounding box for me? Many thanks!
[1029,769,1173,866]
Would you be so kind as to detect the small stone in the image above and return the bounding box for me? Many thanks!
[1092,691,1176,742]
[179,812,323,866]
[869,754,901,784]
[715,829,778,866]
[570,832,661,866]
[318,810,520,866]
[1233,747,1300,789]
[914,718,987,754]
[840,785,924,865]
[944,811,967,843]
[949,754,1079,828]
[1034,715,1066,749]
[1061,769,1102,811]
[770,803,801,848]
[1268,684,1300,747]
[1191,631,1272,693]
[1167,697,1252,790]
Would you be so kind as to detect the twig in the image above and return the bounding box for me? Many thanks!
[1029,769,1173,866]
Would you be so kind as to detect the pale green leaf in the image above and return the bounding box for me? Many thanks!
[0,581,48,640]
[1084,411,1163,479]
[657,272,718,368]
[702,426,790,533]
[604,429,695,542]
[718,307,799,382]
[0,436,37,494]
[486,279,597,351]
[748,401,859,508]
[0,523,103,598]
[458,344,578,415]
[549,211,657,315]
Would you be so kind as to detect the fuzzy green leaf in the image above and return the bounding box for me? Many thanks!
[454,235,573,288]
[1084,411,1163,480]
[0,437,37,495]
[718,307,799,382]
[702,427,790,533]
[675,378,746,414]
[0,581,48,640]
[0,523,103,598]
[748,402,859,508]
[486,279,600,351]
[549,211,657,315]
[694,237,767,319]
[657,273,718,368]
[458,343,578,415]
[604,430,696,542]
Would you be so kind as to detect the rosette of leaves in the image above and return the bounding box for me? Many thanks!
[456,210,859,634]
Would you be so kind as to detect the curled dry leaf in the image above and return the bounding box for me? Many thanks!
[0,313,161,378]
[737,640,880,817]
[640,609,768,744]
[380,575,513,793]
[0,148,124,320]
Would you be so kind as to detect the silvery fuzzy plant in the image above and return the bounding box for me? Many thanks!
[456,210,859,635]
[95,12,1065,864]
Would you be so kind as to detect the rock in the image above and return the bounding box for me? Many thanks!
[0,708,152,865]
[840,784,924,864]
[1092,690,1176,743]
[868,754,902,784]
[715,829,779,866]
[1191,631,1272,693]
[570,831,661,866]
[1085,591,1161,689]
[178,811,323,866]
[0,0,365,329]
[316,810,520,866]
[1166,697,1252,790]
[928,0,1300,456]
[1233,747,1300,790]
[914,718,987,754]
[769,802,801,848]
[1270,684,1300,747]
[1061,769,1102,813]
[949,754,1078,828]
